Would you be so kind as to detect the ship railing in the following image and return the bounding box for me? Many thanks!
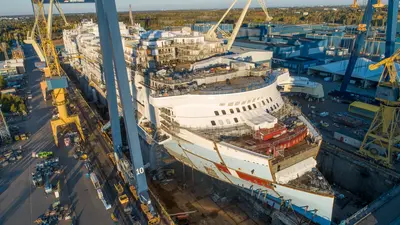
[151,75,277,98]
[146,69,239,85]
[189,125,253,140]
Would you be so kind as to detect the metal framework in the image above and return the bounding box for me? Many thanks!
[359,49,400,165]
[30,0,84,145]
[205,0,272,51]
[340,0,399,92]
[0,109,12,143]
[94,0,159,223]
[340,0,377,92]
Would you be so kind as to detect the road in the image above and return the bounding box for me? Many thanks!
[0,45,114,225]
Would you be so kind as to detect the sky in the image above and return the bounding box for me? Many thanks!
[0,0,372,16]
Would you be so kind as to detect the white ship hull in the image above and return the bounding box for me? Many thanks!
[161,129,333,225]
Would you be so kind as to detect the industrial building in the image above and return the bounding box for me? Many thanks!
[191,23,233,33]
[272,56,321,74]
[0,59,25,76]
[307,57,400,88]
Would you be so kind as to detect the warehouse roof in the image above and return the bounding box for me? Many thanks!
[308,57,400,82]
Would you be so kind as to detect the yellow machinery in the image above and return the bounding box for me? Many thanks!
[129,185,139,201]
[114,182,124,195]
[351,0,359,9]
[373,0,384,8]
[31,0,84,146]
[359,49,400,165]
[355,0,386,32]
[141,203,161,225]
[118,194,129,205]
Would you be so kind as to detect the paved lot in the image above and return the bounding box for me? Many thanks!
[0,45,114,225]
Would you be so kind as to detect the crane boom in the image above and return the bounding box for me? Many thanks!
[129,4,134,26]
[340,0,377,92]
[205,0,238,40]
[226,0,252,50]
[257,0,272,22]
[55,0,69,26]
[95,0,159,222]
[369,49,400,84]
[205,0,273,51]
[30,0,85,145]
[359,47,400,166]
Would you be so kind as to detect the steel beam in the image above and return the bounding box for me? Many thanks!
[96,0,151,205]
[340,0,377,92]
[385,0,399,58]
[94,0,123,169]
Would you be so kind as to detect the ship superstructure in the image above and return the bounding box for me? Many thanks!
[134,53,334,225]
[64,21,333,225]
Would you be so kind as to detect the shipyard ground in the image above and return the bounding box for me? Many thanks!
[0,45,114,225]
[149,161,270,225]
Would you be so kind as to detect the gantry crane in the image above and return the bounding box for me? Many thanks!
[30,0,85,146]
[25,0,69,62]
[340,0,399,92]
[359,49,400,165]
[205,0,272,51]
[94,0,159,223]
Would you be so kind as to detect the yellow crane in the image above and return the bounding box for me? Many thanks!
[257,0,273,22]
[30,0,85,146]
[373,0,385,8]
[351,0,359,9]
[205,0,272,51]
[359,49,400,165]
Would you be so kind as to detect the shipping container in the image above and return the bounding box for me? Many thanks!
[334,132,362,148]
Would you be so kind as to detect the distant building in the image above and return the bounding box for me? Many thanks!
[0,59,25,77]
[0,88,16,95]
[234,36,327,60]
[307,57,400,88]
[272,56,321,74]
[191,23,233,34]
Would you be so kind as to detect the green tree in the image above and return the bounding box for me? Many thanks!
[10,104,17,113]
[0,76,7,89]
[18,103,26,114]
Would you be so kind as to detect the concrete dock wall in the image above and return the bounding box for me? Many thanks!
[317,144,400,202]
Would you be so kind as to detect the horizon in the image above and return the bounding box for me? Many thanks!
[0,0,368,17]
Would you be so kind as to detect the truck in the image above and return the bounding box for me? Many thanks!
[37,151,53,159]
[141,203,160,225]
[118,194,132,214]
[90,172,101,190]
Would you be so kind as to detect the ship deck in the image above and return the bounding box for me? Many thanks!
[287,169,334,195]
[189,76,268,95]
[193,124,319,160]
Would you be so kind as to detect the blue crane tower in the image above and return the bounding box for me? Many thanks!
[340,0,399,92]
[93,0,158,221]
